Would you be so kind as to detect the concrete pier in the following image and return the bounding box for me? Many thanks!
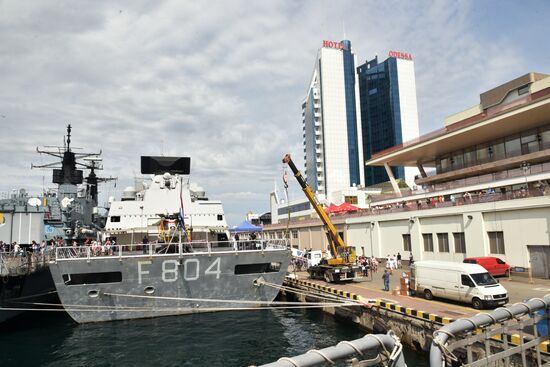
[281,275,550,358]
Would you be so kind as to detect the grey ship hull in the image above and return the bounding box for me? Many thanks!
[0,266,58,324]
[49,243,290,323]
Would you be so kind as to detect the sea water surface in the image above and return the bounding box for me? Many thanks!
[1,308,427,366]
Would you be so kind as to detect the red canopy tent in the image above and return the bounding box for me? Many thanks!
[324,204,339,214]
[332,202,360,214]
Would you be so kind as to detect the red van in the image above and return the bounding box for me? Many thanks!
[463,257,510,276]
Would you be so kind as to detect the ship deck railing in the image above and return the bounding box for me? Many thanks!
[0,251,52,276]
[53,239,289,262]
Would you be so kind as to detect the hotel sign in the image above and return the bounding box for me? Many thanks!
[323,40,345,50]
[388,50,413,60]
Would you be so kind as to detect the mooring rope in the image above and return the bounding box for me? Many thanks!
[4,290,58,302]
[1,277,367,315]
[102,291,359,308]
[261,280,366,306]
[0,302,362,314]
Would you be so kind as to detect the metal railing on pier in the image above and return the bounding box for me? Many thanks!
[54,239,289,261]
[0,250,52,276]
[430,295,550,366]
[255,331,406,367]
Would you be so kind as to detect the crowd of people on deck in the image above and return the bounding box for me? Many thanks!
[232,232,264,250]
[0,239,51,256]
[0,237,122,257]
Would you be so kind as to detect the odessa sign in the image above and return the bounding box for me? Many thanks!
[323,40,345,50]
[388,50,413,60]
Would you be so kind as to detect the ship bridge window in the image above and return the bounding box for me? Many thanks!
[234,262,281,275]
[217,214,223,221]
[62,272,122,285]
[110,216,121,223]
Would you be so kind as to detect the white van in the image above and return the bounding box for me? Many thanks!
[305,250,331,268]
[410,260,509,309]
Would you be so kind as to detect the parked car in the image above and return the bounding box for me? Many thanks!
[463,257,510,277]
[410,260,509,309]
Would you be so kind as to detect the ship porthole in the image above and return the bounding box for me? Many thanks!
[87,290,99,298]
[144,286,155,295]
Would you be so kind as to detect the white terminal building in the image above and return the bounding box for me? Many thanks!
[266,72,550,278]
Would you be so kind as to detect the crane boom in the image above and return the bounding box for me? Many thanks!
[282,154,356,268]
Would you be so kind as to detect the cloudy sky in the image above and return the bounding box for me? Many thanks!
[1,1,549,225]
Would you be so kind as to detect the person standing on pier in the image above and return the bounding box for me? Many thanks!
[382,270,390,291]
[397,252,402,268]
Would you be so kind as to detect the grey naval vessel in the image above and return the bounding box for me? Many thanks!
[48,156,291,323]
[0,125,111,324]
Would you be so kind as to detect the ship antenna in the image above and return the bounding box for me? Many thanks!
[66,124,72,151]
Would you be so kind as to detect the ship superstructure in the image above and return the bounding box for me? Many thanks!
[0,124,113,245]
[104,156,228,245]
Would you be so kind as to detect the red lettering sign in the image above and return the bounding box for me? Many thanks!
[323,40,345,50]
[388,50,413,60]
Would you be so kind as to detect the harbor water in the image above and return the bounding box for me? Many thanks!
[0,308,427,367]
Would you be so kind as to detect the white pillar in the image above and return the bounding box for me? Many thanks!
[384,163,402,197]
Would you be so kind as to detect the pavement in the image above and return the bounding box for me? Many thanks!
[288,265,550,320]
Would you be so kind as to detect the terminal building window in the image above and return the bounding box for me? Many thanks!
[402,234,411,252]
[491,139,506,160]
[488,231,505,254]
[437,233,449,252]
[433,122,550,175]
[505,134,522,158]
[422,233,433,252]
[476,143,490,165]
[540,125,550,150]
[453,232,466,253]
[463,147,476,167]
[521,129,539,154]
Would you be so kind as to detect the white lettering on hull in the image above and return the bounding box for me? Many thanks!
[138,260,152,284]
[138,258,222,283]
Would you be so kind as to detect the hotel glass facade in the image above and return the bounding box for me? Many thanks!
[357,55,420,186]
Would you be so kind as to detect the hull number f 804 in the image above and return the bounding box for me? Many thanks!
[138,258,221,284]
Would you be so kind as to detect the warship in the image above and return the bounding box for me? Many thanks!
[0,125,111,323]
[48,156,291,323]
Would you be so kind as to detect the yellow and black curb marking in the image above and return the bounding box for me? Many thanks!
[284,277,360,302]
[375,299,453,325]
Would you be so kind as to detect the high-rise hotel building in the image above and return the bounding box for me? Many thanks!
[357,51,420,187]
[302,40,364,202]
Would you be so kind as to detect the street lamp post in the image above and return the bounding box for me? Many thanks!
[521,162,534,283]
[370,222,375,281]
[521,161,530,195]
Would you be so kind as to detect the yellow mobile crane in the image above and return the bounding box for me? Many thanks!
[283,154,362,283]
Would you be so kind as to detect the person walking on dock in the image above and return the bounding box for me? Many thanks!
[382,270,390,291]
[397,252,402,268]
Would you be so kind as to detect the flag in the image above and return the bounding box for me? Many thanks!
[178,179,188,238]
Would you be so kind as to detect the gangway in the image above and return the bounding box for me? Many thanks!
[256,331,406,367]
[430,295,550,366]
